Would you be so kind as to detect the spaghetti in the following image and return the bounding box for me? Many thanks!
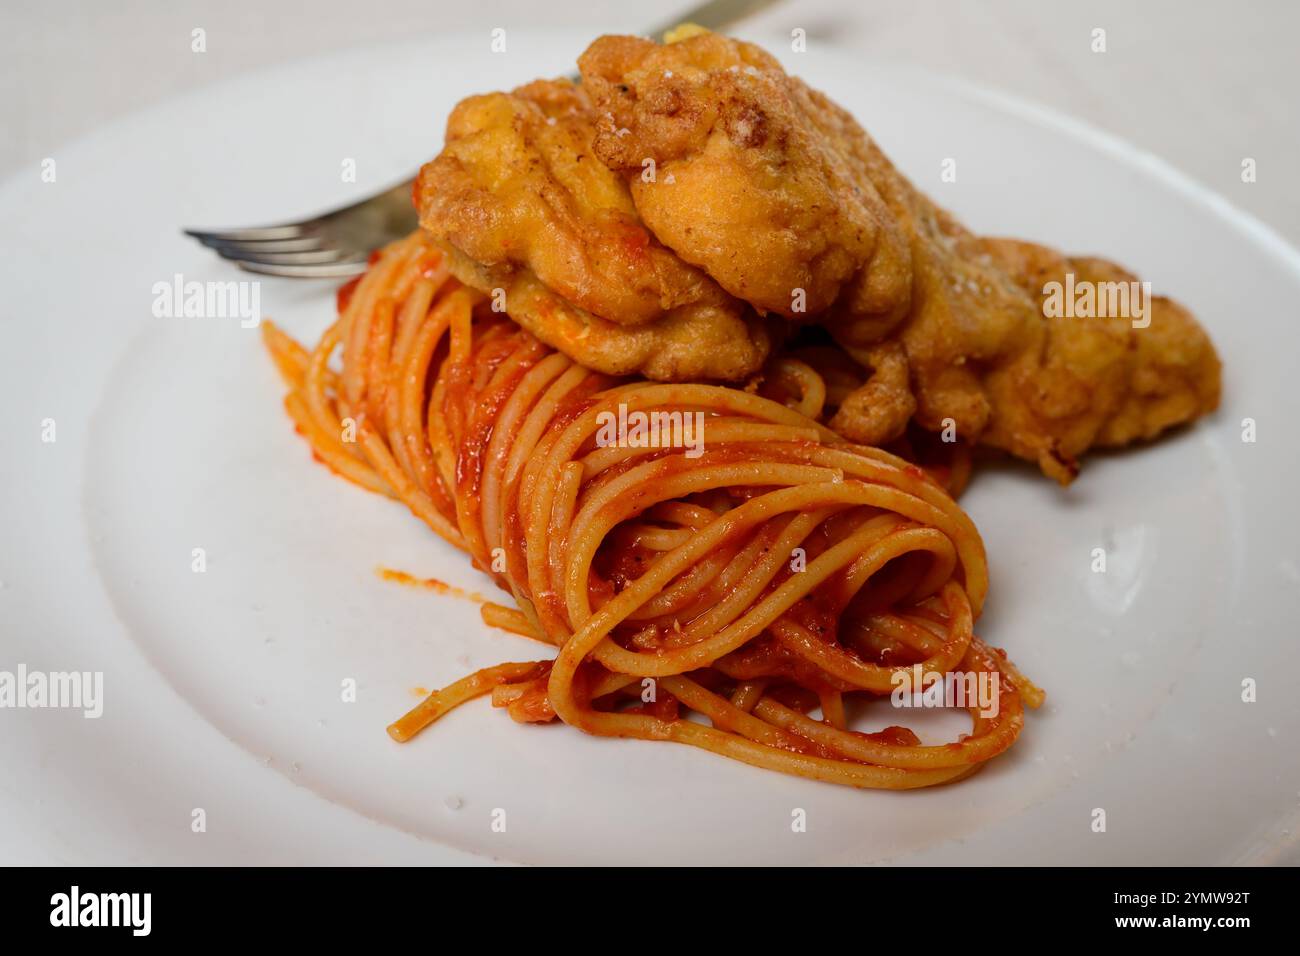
[264,230,1042,790]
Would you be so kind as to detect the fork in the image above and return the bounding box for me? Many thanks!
[183,0,781,277]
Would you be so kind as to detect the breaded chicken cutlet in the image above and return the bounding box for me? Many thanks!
[416,78,775,382]
[577,28,1220,482]
[416,28,1221,482]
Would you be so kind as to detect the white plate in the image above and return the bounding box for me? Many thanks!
[2,29,1298,866]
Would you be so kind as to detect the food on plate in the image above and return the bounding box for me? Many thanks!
[262,27,1226,790]
[576,29,1221,481]
[264,231,1042,789]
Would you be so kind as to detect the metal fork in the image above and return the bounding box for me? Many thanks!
[182,0,780,277]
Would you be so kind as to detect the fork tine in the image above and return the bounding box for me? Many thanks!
[213,246,351,266]
[184,225,304,242]
[235,258,369,278]
[183,175,417,278]
[198,235,326,254]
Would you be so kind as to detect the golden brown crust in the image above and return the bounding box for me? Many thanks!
[575,33,1223,482]
[435,240,776,381]
[417,35,1222,480]
[827,340,916,446]
[579,33,912,328]
[416,78,773,381]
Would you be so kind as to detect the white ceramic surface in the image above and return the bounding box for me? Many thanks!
[1,30,1297,865]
